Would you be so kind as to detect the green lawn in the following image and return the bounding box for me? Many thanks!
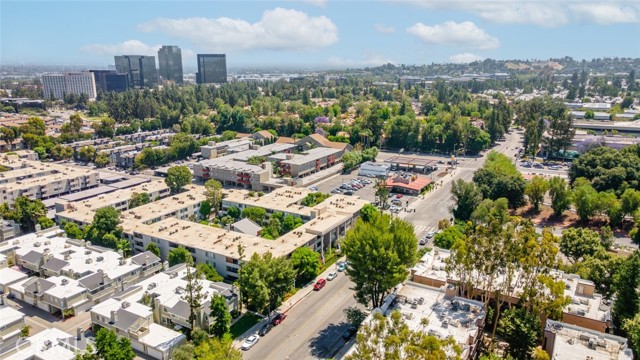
[230,313,262,339]
[319,251,341,273]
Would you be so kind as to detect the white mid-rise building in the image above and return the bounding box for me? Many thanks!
[42,72,97,100]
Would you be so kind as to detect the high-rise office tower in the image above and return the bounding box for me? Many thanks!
[158,45,183,84]
[196,54,227,84]
[42,72,97,100]
[114,55,158,88]
[90,70,129,92]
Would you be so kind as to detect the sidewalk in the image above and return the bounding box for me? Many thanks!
[232,256,346,346]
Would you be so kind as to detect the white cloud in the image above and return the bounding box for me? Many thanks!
[80,40,161,56]
[80,40,196,62]
[137,8,338,52]
[327,54,396,67]
[407,21,500,50]
[374,24,396,33]
[399,0,640,27]
[570,3,639,24]
[299,0,327,6]
[449,53,484,64]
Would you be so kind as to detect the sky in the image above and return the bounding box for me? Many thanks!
[1,0,640,69]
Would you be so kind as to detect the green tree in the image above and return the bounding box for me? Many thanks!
[37,216,54,230]
[573,180,599,221]
[241,207,266,225]
[196,263,223,282]
[92,206,121,235]
[13,197,46,232]
[165,165,192,193]
[525,176,549,212]
[345,310,461,360]
[560,227,604,263]
[342,213,417,308]
[183,266,205,339]
[451,179,483,221]
[94,153,110,168]
[145,242,161,257]
[193,336,243,360]
[290,246,321,282]
[172,343,195,360]
[613,251,640,329]
[168,246,194,267]
[64,222,84,239]
[199,201,212,217]
[128,192,151,209]
[226,206,240,219]
[621,188,640,217]
[548,176,572,217]
[375,178,390,210]
[94,327,135,360]
[237,252,296,316]
[433,225,465,249]
[470,198,510,225]
[209,293,231,338]
[359,203,380,222]
[622,313,640,357]
[498,308,541,360]
[204,179,223,216]
[77,145,97,163]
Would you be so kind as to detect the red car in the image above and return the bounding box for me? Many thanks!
[396,194,404,199]
[271,312,287,325]
[314,278,327,291]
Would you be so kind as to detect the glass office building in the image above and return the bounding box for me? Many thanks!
[114,55,158,87]
[158,45,183,84]
[196,54,227,84]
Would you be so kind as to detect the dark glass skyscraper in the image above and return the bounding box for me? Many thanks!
[196,54,227,84]
[90,70,129,92]
[158,46,183,84]
[114,55,158,88]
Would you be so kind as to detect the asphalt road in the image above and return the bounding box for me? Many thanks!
[398,131,524,242]
[243,272,360,360]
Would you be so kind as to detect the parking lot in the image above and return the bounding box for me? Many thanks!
[314,171,378,202]
[516,159,570,179]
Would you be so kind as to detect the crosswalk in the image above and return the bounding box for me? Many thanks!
[413,225,438,237]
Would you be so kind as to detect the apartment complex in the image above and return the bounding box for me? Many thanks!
[157,45,183,84]
[1,327,88,360]
[0,159,100,206]
[0,305,26,355]
[114,55,158,87]
[411,248,613,333]
[194,134,349,190]
[196,54,227,84]
[543,320,632,360]
[117,264,238,332]
[270,147,342,178]
[42,72,97,100]
[1,230,164,317]
[57,184,367,279]
[343,282,486,359]
[91,298,185,360]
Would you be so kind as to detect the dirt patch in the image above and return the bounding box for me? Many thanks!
[436,171,449,178]
[516,205,633,236]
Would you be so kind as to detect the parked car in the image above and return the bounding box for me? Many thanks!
[314,278,327,290]
[337,262,346,272]
[331,189,342,194]
[396,194,404,199]
[327,271,338,281]
[342,326,358,340]
[426,231,436,238]
[241,335,260,350]
[533,163,544,169]
[259,323,273,336]
[344,191,354,196]
[308,186,318,191]
[271,312,287,325]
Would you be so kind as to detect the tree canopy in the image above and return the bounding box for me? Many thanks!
[342,213,418,308]
[165,165,192,193]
